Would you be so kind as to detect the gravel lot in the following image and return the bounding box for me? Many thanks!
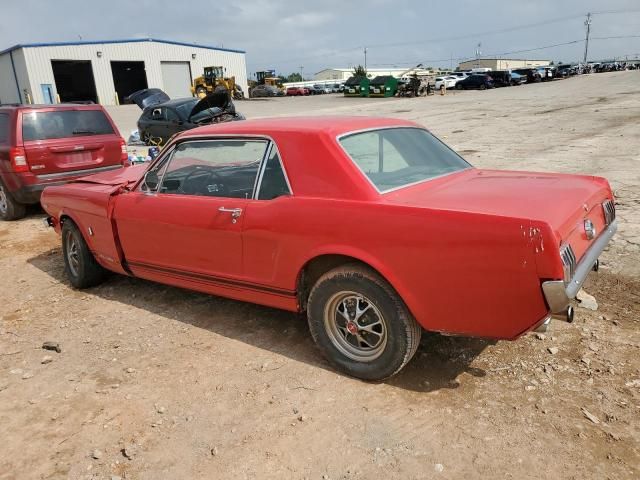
[1,71,639,479]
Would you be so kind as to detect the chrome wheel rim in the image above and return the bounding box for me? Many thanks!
[0,185,7,215]
[65,231,80,277]
[323,291,387,362]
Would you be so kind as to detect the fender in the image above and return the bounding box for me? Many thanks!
[297,243,421,319]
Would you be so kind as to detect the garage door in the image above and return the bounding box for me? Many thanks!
[160,61,192,99]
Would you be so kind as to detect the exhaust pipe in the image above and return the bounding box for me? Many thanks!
[552,305,574,323]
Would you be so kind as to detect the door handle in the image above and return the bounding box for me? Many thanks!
[218,207,243,223]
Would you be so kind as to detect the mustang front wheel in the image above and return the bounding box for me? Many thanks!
[62,220,106,289]
[307,265,421,380]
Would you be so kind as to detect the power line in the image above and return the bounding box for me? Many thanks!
[263,10,640,70]
[268,12,588,67]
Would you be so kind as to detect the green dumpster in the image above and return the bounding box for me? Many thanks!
[369,76,398,97]
[343,76,370,97]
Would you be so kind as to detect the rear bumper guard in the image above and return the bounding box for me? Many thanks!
[542,219,617,316]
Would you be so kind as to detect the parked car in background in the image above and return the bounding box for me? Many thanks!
[314,84,332,94]
[332,83,343,93]
[128,89,244,147]
[0,103,127,220]
[286,87,309,96]
[41,116,616,380]
[434,76,458,90]
[513,68,542,83]
[309,85,325,95]
[509,71,526,85]
[250,84,283,98]
[488,71,513,87]
[456,74,495,90]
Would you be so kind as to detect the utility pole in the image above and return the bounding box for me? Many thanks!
[364,47,368,72]
[583,12,592,64]
[299,66,304,81]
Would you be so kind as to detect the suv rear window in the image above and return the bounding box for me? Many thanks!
[0,113,9,144]
[22,110,115,141]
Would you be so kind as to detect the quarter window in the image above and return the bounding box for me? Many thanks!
[159,140,268,198]
[339,127,471,192]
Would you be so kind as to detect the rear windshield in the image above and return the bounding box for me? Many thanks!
[22,110,114,141]
[339,127,471,193]
[0,113,9,144]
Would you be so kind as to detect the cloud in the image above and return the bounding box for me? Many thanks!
[0,0,638,77]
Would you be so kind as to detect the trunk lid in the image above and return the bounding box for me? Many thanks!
[384,168,612,255]
[21,108,123,175]
[127,88,171,109]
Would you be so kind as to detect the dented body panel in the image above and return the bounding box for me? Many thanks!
[41,117,615,340]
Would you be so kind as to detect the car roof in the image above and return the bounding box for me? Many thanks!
[180,116,420,138]
[0,103,104,111]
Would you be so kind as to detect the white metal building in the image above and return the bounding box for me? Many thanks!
[0,38,247,106]
[314,67,436,81]
[457,58,550,71]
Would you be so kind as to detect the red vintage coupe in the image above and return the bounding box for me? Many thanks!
[41,117,616,380]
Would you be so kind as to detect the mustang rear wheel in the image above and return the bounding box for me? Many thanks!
[62,220,106,289]
[307,265,421,380]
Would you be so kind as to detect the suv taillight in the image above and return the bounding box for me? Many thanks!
[120,139,128,163]
[9,147,29,172]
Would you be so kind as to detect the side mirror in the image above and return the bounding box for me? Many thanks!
[143,170,159,192]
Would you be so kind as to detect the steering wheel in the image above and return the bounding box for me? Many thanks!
[178,168,229,196]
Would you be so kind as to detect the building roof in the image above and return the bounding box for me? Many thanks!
[0,37,245,56]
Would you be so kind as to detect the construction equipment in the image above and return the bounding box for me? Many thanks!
[191,66,244,100]
[253,70,284,93]
[395,64,433,97]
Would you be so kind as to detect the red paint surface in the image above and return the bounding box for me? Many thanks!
[41,117,614,339]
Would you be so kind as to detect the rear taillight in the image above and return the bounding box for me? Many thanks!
[120,139,128,162]
[9,147,29,172]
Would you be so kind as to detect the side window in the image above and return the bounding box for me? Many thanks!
[165,109,179,122]
[160,140,267,198]
[0,113,9,144]
[257,147,291,200]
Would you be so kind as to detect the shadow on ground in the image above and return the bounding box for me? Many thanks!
[29,248,490,393]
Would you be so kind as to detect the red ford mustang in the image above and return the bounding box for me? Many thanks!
[41,117,617,380]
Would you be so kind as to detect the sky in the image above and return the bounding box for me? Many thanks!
[1,0,639,78]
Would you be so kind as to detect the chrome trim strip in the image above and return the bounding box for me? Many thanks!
[36,164,122,180]
[335,126,473,195]
[542,219,617,313]
[253,142,273,200]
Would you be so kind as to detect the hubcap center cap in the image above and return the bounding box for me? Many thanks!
[346,322,358,334]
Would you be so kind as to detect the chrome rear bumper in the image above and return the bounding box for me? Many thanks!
[542,219,617,315]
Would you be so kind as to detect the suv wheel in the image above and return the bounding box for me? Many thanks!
[61,220,106,288]
[307,265,421,381]
[0,181,27,221]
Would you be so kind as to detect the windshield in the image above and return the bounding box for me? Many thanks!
[175,99,199,120]
[339,127,471,193]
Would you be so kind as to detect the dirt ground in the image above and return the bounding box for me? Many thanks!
[1,71,639,480]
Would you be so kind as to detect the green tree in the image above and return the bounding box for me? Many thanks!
[353,65,367,77]
[286,73,302,82]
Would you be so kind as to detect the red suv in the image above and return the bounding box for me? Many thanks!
[0,104,127,220]
[286,86,309,96]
